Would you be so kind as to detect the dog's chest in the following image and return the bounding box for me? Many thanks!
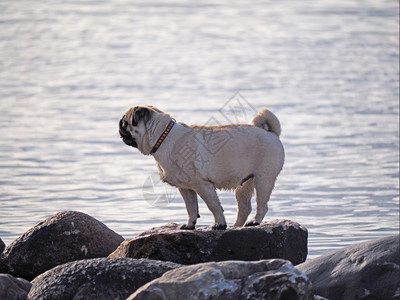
[155,158,204,189]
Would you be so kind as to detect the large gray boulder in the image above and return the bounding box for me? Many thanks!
[0,273,31,300]
[128,259,313,300]
[0,211,124,280]
[109,220,308,265]
[297,234,400,300]
[27,258,181,300]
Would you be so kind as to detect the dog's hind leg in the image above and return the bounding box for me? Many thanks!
[195,182,227,230]
[245,175,275,226]
[179,188,199,230]
[233,178,254,227]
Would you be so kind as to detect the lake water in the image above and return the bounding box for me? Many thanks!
[0,0,398,260]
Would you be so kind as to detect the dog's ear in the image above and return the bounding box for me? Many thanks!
[132,106,151,126]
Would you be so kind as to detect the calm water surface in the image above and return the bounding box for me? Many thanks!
[0,0,398,259]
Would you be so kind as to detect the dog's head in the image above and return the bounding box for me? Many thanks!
[119,105,172,155]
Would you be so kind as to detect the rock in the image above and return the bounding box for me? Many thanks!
[313,296,330,300]
[0,273,31,300]
[1,211,124,280]
[109,220,308,266]
[127,259,314,300]
[297,234,400,300]
[27,258,181,300]
[0,238,5,254]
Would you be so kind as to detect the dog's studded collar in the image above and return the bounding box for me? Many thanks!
[150,118,176,154]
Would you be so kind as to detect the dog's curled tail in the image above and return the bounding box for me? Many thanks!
[251,108,281,137]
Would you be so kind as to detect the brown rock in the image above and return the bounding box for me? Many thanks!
[0,273,31,300]
[27,258,181,300]
[127,259,313,300]
[297,234,400,300]
[1,211,124,280]
[110,220,307,265]
[0,238,5,254]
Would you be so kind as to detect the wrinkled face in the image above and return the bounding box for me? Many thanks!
[119,118,137,148]
[119,105,171,155]
[119,106,152,150]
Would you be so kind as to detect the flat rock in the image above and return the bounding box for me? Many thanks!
[128,259,313,300]
[0,273,32,300]
[0,211,124,280]
[297,234,400,300]
[109,220,308,265]
[27,258,182,300]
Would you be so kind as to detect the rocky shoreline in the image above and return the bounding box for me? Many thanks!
[0,211,398,300]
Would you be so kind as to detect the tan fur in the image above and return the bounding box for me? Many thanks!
[120,105,284,230]
[251,108,281,137]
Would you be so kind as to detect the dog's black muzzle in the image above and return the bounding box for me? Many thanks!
[119,118,138,148]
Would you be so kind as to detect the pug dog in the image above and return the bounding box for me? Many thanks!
[119,105,284,230]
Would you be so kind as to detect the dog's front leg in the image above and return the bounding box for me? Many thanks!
[178,188,199,230]
[195,183,227,230]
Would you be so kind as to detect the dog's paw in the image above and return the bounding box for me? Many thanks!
[245,220,260,227]
[211,223,227,230]
[180,224,195,230]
